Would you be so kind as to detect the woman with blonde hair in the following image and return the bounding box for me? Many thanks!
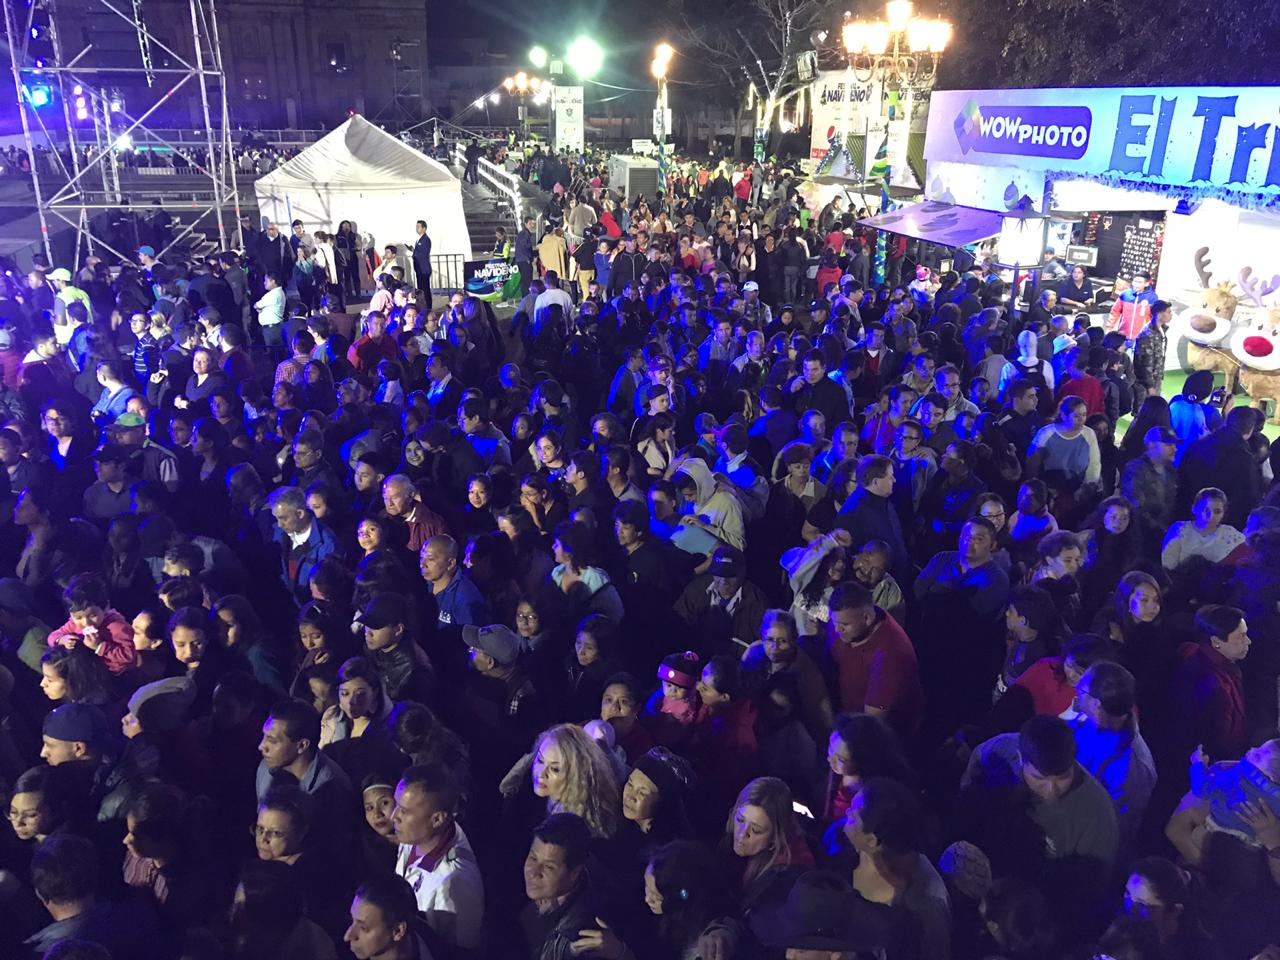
[529,722,621,839]
[723,776,813,906]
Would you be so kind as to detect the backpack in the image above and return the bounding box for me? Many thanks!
[527,308,566,373]
[1010,355,1052,411]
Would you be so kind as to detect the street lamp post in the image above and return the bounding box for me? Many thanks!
[502,71,546,143]
[839,0,952,286]
[651,43,674,191]
[840,0,951,84]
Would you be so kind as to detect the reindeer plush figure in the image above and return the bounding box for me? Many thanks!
[1178,247,1242,380]
[1232,266,1280,423]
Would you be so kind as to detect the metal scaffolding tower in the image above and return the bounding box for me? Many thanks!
[2,0,241,265]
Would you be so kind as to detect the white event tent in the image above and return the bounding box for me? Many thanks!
[254,115,472,269]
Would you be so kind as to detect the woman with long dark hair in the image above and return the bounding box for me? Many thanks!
[1087,412,1120,497]
[300,361,336,414]
[1093,569,1176,740]
[821,711,915,828]
[562,614,622,722]
[191,417,238,535]
[497,507,554,596]
[463,530,520,627]
[459,473,499,538]
[1079,495,1143,617]
[1120,395,1172,466]
[572,839,731,960]
[1123,857,1219,960]
[213,594,289,695]
[288,599,356,698]
[39,646,113,708]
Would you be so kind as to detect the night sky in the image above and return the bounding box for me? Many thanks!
[428,0,661,87]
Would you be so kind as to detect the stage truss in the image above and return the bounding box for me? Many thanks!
[2,0,242,265]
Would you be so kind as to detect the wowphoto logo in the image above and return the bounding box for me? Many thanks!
[953,99,1092,160]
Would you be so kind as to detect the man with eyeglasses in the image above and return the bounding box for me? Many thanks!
[935,364,979,422]
[889,417,937,525]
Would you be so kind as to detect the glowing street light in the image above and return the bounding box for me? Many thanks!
[651,42,675,183]
[651,41,674,79]
[488,92,500,104]
[841,0,951,82]
[503,71,545,96]
[529,45,548,68]
[502,71,548,140]
[566,36,604,79]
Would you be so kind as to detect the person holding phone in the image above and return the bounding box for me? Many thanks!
[1169,370,1226,453]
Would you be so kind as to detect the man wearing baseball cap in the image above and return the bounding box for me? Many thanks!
[108,410,180,493]
[1120,424,1179,555]
[39,701,142,820]
[459,623,549,780]
[741,278,772,328]
[48,267,91,325]
[83,443,135,522]
[672,545,769,654]
[357,592,435,703]
[137,244,158,269]
[42,702,113,766]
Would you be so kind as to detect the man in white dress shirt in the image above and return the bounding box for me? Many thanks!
[391,763,485,952]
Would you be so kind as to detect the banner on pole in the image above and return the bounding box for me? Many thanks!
[553,85,585,153]
[809,72,882,171]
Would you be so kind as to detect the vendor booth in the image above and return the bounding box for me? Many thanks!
[254,115,473,277]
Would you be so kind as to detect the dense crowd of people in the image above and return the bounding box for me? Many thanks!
[1,144,1280,960]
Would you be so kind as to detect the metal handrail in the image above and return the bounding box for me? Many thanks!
[430,251,468,293]
[453,142,522,221]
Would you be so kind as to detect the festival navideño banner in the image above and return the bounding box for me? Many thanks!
[926,86,1280,205]
[464,258,522,302]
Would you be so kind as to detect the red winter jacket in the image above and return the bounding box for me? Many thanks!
[1172,642,1248,762]
[688,698,760,811]
[48,609,137,674]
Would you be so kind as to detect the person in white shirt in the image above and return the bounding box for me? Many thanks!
[391,764,485,952]
[534,270,575,332]
[254,273,286,349]
[998,329,1055,402]
[1161,486,1245,571]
